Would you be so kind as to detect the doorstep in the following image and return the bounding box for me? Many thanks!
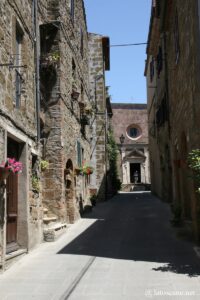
[5,248,27,261]
[5,248,27,270]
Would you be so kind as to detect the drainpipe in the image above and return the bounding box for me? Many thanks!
[163,32,170,138]
[33,0,40,142]
[105,106,108,201]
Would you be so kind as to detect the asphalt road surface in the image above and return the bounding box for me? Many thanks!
[0,192,200,299]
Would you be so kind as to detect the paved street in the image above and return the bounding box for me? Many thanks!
[1,192,200,299]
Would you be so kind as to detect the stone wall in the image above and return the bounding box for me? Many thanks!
[167,0,200,238]
[145,0,200,241]
[0,128,6,265]
[0,0,43,265]
[88,33,107,201]
[0,1,36,137]
[111,104,149,146]
[41,0,91,223]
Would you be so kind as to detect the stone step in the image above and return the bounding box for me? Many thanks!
[43,223,67,242]
[5,248,27,270]
[43,208,48,214]
[121,183,151,192]
[43,216,58,223]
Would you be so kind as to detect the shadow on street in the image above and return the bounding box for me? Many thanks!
[58,192,200,277]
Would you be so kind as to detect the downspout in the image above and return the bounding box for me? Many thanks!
[33,0,40,142]
[163,32,170,138]
[105,105,108,201]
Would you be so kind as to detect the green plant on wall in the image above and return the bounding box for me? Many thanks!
[32,175,40,193]
[107,130,122,192]
[40,160,49,171]
[51,52,60,61]
[188,149,200,194]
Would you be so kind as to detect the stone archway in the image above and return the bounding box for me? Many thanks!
[64,159,75,223]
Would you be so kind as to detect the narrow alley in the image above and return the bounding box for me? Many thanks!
[0,192,200,299]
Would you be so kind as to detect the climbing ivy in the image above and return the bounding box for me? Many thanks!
[107,130,121,192]
[188,149,200,194]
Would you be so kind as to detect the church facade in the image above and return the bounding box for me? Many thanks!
[111,103,150,190]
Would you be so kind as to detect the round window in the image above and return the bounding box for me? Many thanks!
[126,124,142,140]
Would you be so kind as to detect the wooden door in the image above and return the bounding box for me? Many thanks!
[6,171,18,253]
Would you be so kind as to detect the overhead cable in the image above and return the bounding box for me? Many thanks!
[110,42,147,47]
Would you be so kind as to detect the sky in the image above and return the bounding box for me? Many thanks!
[84,0,152,104]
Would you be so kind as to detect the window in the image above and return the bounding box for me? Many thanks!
[174,9,180,64]
[126,124,142,140]
[72,59,76,81]
[80,29,84,58]
[156,93,168,127]
[70,0,75,22]
[77,141,82,166]
[15,24,23,108]
[150,57,154,82]
[156,46,163,77]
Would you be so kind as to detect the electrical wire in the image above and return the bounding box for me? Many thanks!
[110,42,147,47]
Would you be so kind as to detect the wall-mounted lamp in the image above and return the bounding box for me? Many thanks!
[119,134,125,145]
[71,90,80,101]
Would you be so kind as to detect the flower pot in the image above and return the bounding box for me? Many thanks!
[82,167,94,175]
[74,167,82,176]
[0,167,10,181]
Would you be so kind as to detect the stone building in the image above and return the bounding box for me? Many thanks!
[0,0,110,270]
[0,0,42,269]
[145,0,200,240]
[40,0,92,240]
[88,33,111,201]
[111,103,150,190]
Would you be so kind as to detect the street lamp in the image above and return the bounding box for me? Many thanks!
[119,134,125,184]
[119,134,125,145]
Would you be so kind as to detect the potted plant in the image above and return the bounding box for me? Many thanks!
[0,158,23,181]
[32,175,40,193]
[85,104,94,115]
[40,52,60,69]
[40,160,49,171]
[81,163,94,175]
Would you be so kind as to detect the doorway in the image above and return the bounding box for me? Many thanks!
[65,159,75,223]
[130,163,141,183]
[6,138,21,253]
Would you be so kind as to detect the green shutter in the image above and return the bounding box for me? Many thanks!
[77,141,82,166]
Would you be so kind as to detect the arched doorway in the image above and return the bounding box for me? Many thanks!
[64,159,75,223]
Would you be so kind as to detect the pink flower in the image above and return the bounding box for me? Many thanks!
[0,158,23,174]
